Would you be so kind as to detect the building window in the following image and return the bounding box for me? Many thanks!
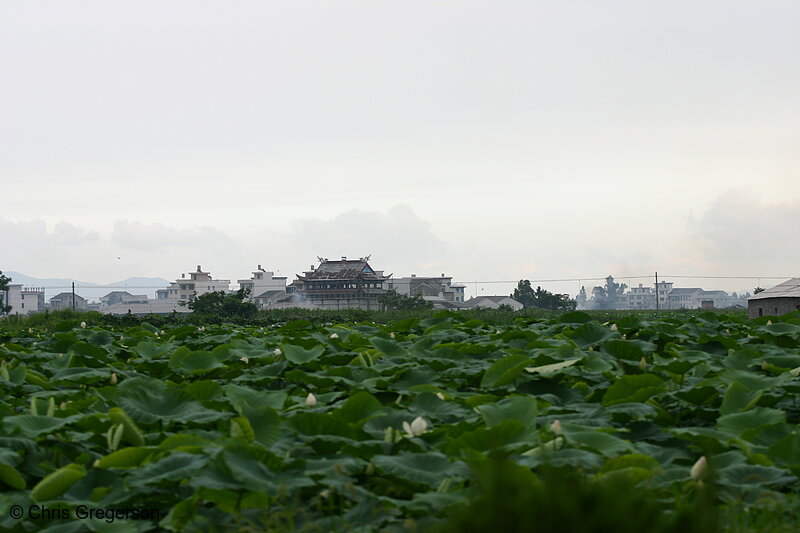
[759,308,763,317]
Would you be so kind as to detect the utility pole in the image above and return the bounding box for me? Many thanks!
[655,272,659,312]
[71,282,76,311]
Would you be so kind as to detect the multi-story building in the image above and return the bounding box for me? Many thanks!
[2,284,46,315]
[290,257,391,310]
[386,274,466,304]
[625,283,655,309]
[162,265,230,304]
[50,292,88,310]
[237,265,287,306]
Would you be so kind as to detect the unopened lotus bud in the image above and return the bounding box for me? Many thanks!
[80,321,87,328]
[550,420,562,433]
[639,357,647,370]
[403,416,428,437]
[329,333,339,339]
[365,462,374,475]
[93,459,100,467]
[766,320,772,325]
[109,372,118,385]
[240,356,249,364]
[691,456,707,481]
[60,401,67,410]
[390,332,396,339]
[305,392,317,407]
[436,392,445,401]
[610,323,618,331]
[28,328,33,333]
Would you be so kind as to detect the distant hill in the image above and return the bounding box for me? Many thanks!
[4,272,170,301]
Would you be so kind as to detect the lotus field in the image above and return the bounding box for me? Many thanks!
[1,311,800,531]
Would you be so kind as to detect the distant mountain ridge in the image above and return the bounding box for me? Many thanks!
[4,272,171,301]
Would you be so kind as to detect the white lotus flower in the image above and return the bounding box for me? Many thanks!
[691,456,707,481]
[390,332,396,339]
[305,392,317,407]
[402,416,428,437]
[109,372,118,385]
[436,392,445,401]
[610,323,618,331]
[80,321,87,328]
[273,348,282,357]
[550,420,562,433]
[329,333,339,339]
[240,356,249,364]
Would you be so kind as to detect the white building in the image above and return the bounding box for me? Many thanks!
[238,265,288,306]
[461,295,523,311]
[2,284,46,315]
[163,265,230,304]
[386,274,466,304]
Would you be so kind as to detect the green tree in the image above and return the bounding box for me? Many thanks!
[753,287,765,294]
[378,289,434,311]
[513,280,576,311]
[589,275,628,310]
[187,287,257,320]
[0,271,11,315]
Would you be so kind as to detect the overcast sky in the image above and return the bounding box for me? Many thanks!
[2,1,799,297]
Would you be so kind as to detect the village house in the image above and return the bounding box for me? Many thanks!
[2,284,46,315]
[386,274,466,304]
[50,292,88,310]
[290,257,391,310]
[748,278,800,318]
[237,265,288,308]
[461,295,523,311]
[163,265,230,303]
[100,291,149,307]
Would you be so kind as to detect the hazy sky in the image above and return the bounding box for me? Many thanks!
[2,1,799,297]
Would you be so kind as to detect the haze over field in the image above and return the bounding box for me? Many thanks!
[2,2,799,297]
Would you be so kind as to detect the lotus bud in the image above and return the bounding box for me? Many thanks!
[60,401,67,410]
[550,419,562,433]
[240,356,249,364]
[390,332,396,339]
[790,367,800,377]
[639,357,647,370]
[329,333,339,339]
[109,372,118,385]
[93,458,100,467]
[305,392,317,407]
[766,320,772,325]
[691,456,707,481]
[436,392,445,401]
[403,416,428,437]
[273,348,283,357]
[28,328,33,333]
[610,323,618,331]
[80,321,87,328]
[365,462,374,475]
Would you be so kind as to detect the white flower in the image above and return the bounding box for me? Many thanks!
[198,326,205,332]
[305,392,317,407]
[28,328,33,333]
[80,321,87,328]
[329,333,339,339]
[691,456,707,481]
[550,420,562,433]
[402,416,428,437]
[273,348,282,357]
[610,323,618,331]
[390,332,396,339]
[109,372,118,385]
[240,356,249,364]
[639,357,648,370]
[436,392,445,401]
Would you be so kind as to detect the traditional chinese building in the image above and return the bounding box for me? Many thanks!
[290,256,391,309]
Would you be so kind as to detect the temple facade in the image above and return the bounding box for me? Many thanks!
[290,257,391,310]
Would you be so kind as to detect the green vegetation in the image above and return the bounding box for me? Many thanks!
[0,271,11,315]
[377,289,435,311]
[0,309,798,531]
[512,280,576,311]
